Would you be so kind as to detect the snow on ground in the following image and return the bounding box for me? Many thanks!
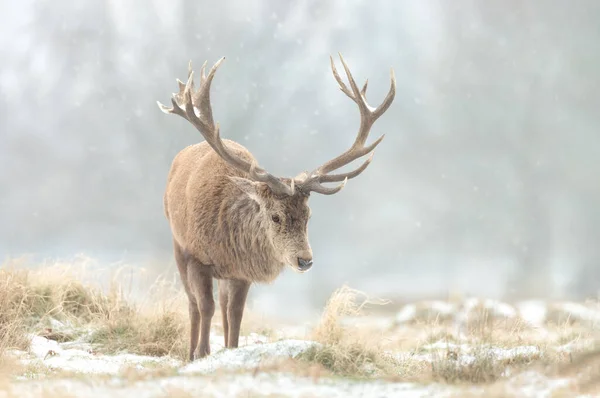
[21,335,181,375]
[516,300,549,326]
[5,331,586,398]
[19,332,551,379]
[505,371,573,398]
[4,334,456,398]
[3,297,600,397]
[550,301,600,325]
[2,373,452,398]
[18,332,322,378]
[394,297,600,328]
[180,339,317,374]
[0,366,585,398]
[393,341,543,370]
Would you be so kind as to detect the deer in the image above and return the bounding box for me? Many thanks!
[157,54,395,361]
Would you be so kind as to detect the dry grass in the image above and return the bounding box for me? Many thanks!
[86,273,189,359]
[297,285,402,378]
[293,286,600,386]
[429,344,542,384]
[297,286,545,383]
[2,256,600,396]
[0,262,124,355]
[0,257,190,363]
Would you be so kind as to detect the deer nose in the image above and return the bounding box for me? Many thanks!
[297,257,313,271]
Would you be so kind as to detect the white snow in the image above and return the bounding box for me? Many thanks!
[181,339,317,374]
[1,367,582,398]
[1,373,452,398]
[489,345,540,361]
[395,300,456,324]
[552,302,600,325]
[517,300,548,326]
[396,303,417,323]
[418,340,541,367]
[421,340,472,353]
[24,335,181,375]
[396,298,522,327]
[21,334,317,377]
[506,370,572,398]
[460,298,517,319]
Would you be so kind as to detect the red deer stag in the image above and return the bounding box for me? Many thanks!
[157,54,395,361]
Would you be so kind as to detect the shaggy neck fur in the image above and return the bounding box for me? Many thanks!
[210,188,284,282]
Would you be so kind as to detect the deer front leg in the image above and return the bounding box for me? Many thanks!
[226,279,251,348]
[218,280,230,348]
[188,264,215,360]
[172,241,200,362]
[187,300,200,361]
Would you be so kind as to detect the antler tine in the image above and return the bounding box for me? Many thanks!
[318,152,374,183]
[192,57,225,128]
[338,53,366,107]
[187,60,195,93]
[177,79,186,93]
[157,58,295,197]
[373,68,396,120]
[302,177,348,195]
[295,54,395,195]
[199,60,208,86]
[361,79,368,97]
[330,56,353,99]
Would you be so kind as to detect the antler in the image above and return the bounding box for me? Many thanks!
[294,53,396,195]
[157,58,295,196]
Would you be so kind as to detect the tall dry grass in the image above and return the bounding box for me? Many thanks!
[297,285,403,378]
[0,256,190,360]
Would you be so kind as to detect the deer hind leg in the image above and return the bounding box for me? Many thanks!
[187,263,215,360]
[173,241,199,362]
[226,279,251,348]
[218,280,230,348]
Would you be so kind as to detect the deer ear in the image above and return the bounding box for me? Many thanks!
[229,177,263,203]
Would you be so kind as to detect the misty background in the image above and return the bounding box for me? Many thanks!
[1,0,599,320]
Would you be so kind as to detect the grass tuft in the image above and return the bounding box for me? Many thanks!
[0,259,189,361]
[89,309,186,358]
[298,285,399,378]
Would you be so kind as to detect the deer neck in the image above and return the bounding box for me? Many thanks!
[219,194,284,282]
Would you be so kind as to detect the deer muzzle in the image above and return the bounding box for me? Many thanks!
[297,257,313,272]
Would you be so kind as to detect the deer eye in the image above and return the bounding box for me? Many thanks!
[271,214,281,224]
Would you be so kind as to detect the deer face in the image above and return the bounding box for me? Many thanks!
[231,177,313,272]
[265,192,313,272]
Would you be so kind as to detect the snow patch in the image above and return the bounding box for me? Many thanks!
[461,298,517,319]
[395,300,456,324]
[24,335,181,375]
[552,302,600,324]
[180,339,317,374]
[418,340,541,367]
[517,300,548,326]
[506,370,572,397]
[2,373,452,398]
[395,303,417,323]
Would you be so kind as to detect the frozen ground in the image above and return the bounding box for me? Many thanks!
[2,298,599,397]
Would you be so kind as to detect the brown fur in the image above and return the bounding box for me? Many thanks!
[164,139,312,360]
